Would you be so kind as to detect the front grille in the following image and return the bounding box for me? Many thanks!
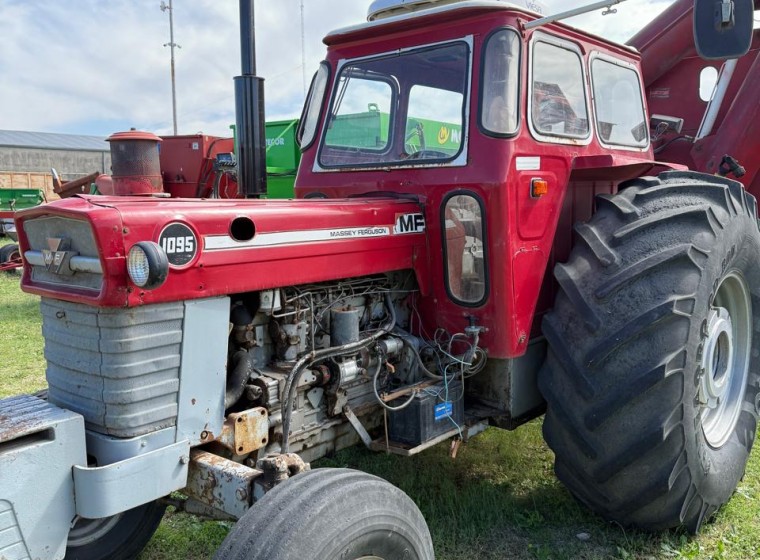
[23,216,103,291]
[42,298,184,438]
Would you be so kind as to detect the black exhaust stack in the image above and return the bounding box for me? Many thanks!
[235,0,267,197]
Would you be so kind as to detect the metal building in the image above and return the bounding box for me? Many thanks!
[0,130,111,196]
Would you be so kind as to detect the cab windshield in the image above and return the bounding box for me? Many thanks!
[318,41,470,169]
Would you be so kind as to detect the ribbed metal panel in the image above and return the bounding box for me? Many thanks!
[0,129,108,152]
[42,299,184,438]
[0,501,31,560]
[0,395,74,443]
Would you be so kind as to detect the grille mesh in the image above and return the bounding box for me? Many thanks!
[42,298,184,438]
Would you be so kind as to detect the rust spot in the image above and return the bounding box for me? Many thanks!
[218,407,270,455]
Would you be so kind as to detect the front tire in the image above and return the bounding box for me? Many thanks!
[64,501,166,560]
[539,171,760,532]
[214,468,435,560]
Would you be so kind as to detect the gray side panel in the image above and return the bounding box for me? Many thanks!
[510,340,546,418]
[43,298,184,438]
[85,427,176,466]
[0,396,87,560]
[176,297,229,445]
[467,339,546,426]
[73,440,190,519]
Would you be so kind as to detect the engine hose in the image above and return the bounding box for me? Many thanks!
[372,358,416,411]
[280,293,397,453]
[225,350,251,410]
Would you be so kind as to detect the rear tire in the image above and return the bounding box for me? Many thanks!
[539,171,760,532]
[64,501,166,560]
[214,468,435,560]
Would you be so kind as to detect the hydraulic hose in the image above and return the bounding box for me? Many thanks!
[225,350,252,410]
[280,293,397,453]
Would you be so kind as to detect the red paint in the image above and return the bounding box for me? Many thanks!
[17,195,430,308]
[160,135,238,198]
[16,3,748,362]
[297,8,664,357]
[631,0,760,191]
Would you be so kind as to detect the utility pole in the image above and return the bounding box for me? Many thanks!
[161,0,180,135]
[300,0,307,98]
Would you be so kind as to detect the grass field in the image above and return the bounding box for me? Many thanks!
[1,255,758,560]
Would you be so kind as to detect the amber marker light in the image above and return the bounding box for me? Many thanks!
[531,178,549,198]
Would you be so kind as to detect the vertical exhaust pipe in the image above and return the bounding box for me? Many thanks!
[235,0,267,197]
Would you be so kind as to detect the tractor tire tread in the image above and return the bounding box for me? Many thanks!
[539,172,760,531]
[214,468,434,560]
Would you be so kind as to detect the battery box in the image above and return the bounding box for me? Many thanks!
[387,379,464,446]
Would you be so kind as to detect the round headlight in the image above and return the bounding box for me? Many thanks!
[127,241,169,290]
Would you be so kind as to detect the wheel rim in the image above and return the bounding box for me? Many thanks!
[355,557,385,560]
[67,514,122,547]
[700,271,752,448]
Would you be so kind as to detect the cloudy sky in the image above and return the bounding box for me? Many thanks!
[0,0,671,137]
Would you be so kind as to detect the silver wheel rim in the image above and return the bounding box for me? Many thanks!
[700,271,751,448]
[67,514,122,547]
[356,557,385,560]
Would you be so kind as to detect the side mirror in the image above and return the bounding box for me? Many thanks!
[694,0,754,60]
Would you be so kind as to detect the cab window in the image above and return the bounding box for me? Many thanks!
[298,62,330,149]
[444,193,487,305]
[531,41,589,139]
[318,41,470,169]
[323,78,393,151]
[405,85,463,156]
[480,29,520,135]
[591,58,648,148]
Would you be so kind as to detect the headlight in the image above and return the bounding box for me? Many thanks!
[127,241,169,290]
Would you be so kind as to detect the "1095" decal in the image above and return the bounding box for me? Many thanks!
[158,222,198,267]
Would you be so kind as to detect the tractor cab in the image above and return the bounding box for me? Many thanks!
[296,0,659,358]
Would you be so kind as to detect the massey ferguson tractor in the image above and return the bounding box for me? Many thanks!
[2,0,759,558]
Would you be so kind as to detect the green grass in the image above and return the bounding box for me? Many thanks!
[1,256,758,560]
[0,247,45,398]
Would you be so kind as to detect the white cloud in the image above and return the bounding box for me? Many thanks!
[0,0,667,137]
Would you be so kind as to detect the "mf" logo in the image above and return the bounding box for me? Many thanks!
[394,213,426,235]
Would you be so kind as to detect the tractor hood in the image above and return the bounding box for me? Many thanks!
[15,195,430,307]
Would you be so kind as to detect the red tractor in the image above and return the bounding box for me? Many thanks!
[2,0,759,558]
